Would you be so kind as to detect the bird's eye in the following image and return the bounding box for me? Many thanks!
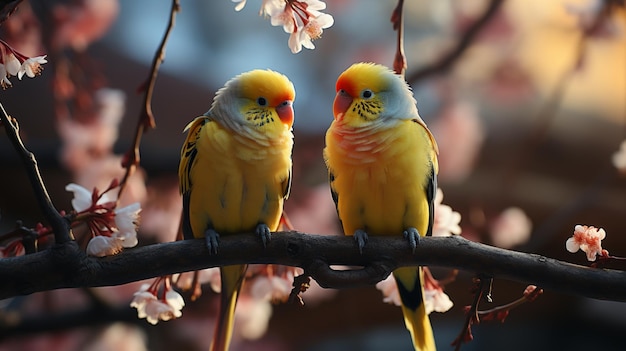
[257,97,267,106]
[361,89,374,99]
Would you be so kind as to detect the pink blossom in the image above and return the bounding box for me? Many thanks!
[375,273,453,315]
[612,140,626,174]
[234,297,273,340]
[423,286,454,314]
[248,0,334,53]
[52,0,119,51]
[566,225,608,261]
[375,275,402,306]
[250,275,293,302]
[432,188,462,237]
[490,207,532,249]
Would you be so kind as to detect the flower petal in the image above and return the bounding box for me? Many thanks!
[65,183,93,212]
[86,235,123,257]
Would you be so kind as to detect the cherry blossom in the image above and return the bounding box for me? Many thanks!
[113,202,141,247]
[17,55,47,79]
[490,207,532,249]
[0,39,47,88]
[375,275,402,306]
[66,182,141,256]
[566,225,608,261]
[130,280,185,325]
[232,0,334,54]
[375,272,454,315]
[235,297,273,340]
[423,285,454,314]
[287,12,334,53]
[432,188,462,237]
[86,235,123,257]
[612,139,626,174]
[250,275,293,302]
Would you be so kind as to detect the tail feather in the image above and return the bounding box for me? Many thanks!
[393,267,436,351]
[210,264,248,351]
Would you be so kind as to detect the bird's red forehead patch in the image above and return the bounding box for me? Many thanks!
[270,91,295,107]
[336,74,356,96]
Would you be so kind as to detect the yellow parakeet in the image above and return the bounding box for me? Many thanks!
[324,62,439,351]
[179,69,295,351]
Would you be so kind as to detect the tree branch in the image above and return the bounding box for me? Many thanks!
[406,0,505,83]
[0,233,624,302]
[0,103,71,244]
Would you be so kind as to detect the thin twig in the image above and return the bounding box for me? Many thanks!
[390,0,406,76]
[0,103,71,244]
[475,285,543,321]
[117,0,181,203]
[452,276,492,350]
[406,0,505,83]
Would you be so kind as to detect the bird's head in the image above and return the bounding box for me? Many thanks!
[210,69,295,138]
[333,62,419,128]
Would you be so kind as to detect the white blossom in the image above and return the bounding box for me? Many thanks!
[18,55,47,80]
[113,202,141,248]
[86,235,123,257]
[130,284,185,325]
[432,188,462,237]
[66,183,95,212]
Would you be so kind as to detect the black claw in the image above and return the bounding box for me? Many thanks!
[403,227,421,253]
[354,229,369,254]
[205,229,220,255]
[256,223,271,248]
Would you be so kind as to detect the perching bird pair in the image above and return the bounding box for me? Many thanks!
[178,63,439,351]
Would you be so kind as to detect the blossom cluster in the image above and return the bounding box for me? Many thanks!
[65,182,141,257]
[232,0,334,53]
[130,278,185,325]
[0,181,140,259]
[566,224,608,262]
[0,39,47,88]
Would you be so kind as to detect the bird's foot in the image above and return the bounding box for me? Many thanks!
[256,223,271,248]
[204,228,220,255]
[403,227,421,253]
[354,229,369,254]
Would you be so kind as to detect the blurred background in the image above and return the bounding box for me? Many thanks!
[0,0,625,350]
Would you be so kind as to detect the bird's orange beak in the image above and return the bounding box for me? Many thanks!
[276,100,294,128]
[333,89,353,121]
